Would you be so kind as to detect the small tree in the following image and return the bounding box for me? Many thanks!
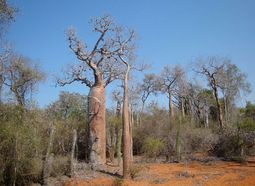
[195,57,225,128]
[3,55,44,107]
[159,65,184,118]
[139,73,159,114]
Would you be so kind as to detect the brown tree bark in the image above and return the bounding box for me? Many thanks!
[88,82,106,165]
[122,62,132,179]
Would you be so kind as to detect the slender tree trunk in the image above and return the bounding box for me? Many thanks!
[13,137,18,186]
[175,116,181,162]
[0,80,2,104]
[43,125,55,185]
[122,64,131,179]
[87,84,106,165]
[189,99,194,124]
[140,102,145,124]
[224,96,229,123]
[214,88,224,128]
[129,106,133,162]
[181,97,185,118]
[116,126,122,166]
[204,100,209,128]
[115,100,122,166]
[109,128,116,163]
[205,106,209,128]
[71,129,77,177]
[169,93,174,117]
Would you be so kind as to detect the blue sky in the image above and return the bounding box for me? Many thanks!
[7,0,255,108]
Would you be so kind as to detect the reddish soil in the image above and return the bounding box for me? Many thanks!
[65,157,255,186]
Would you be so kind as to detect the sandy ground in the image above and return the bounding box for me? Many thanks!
[64,157,255,186]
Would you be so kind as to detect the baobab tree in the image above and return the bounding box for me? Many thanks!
[58,15,133,166]
[115,26,140,178]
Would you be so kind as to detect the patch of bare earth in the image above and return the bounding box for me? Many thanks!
[65,157,255,186]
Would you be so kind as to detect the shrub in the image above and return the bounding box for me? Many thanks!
[142,137,164,161]
[51,155,70,177]
[211,127,245,160]
[238,118,255,131]
[112,177,124,186]
[184,128,219,153]
[129,165,147,180]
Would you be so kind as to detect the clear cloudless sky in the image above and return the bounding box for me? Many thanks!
[7,0,255,108]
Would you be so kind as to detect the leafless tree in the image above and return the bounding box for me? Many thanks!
[195,57,224,128]
[3,55,44,107]
[0,48,10,103]
[0,0,15,103]
[0,0,16,39]
[139,73,160,115]
[159,65,184,118]
[195,56,251,128]
[217,61,251,123]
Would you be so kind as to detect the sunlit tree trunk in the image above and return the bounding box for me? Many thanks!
[122,63,132,179]
[88,78,106,165]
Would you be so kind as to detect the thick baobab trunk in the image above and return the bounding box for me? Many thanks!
[122,65,132,179]
[88,84,106,165]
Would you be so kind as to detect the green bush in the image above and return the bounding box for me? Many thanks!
[142,137,164,160]
[238,118,255,131]
[51,155,70,177]
[212,128,244,159]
